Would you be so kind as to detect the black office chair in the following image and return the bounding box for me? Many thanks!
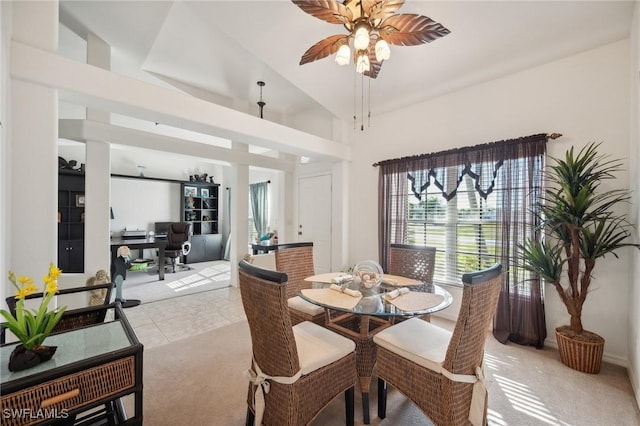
[165,222,192,273]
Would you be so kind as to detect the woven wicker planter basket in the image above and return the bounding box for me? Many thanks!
[555,327,605,374]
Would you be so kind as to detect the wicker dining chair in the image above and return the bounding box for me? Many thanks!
[238,260,357,426]
[274,242,326,326]
[387,244,437,322]
[374,263,503,426]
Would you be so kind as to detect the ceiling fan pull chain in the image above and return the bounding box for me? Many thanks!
[361,72,365,131]
[353,69,357,130]
[368,76,371,129]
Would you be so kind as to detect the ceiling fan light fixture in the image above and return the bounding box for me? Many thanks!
[356,52,370,74]
[293,0,450,131]
[353,22,370,50]
[335,44,351,65]
[375,39,390,62]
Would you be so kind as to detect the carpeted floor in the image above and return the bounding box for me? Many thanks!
[126,316,640,426]
[119,260,230,304]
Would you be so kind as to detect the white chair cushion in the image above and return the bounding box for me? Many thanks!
[373,317,452,373]
[293,321,356,375]
[288,296,325,316]
[250,252,276,270]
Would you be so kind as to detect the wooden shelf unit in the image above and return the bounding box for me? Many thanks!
[58,170,85,273]
[180,182,221,262]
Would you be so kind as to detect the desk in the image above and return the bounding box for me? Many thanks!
[1,303,143,425]
[300,278,452,424]
[111,238,167,281]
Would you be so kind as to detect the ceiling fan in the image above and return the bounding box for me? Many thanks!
[292,0,450,78]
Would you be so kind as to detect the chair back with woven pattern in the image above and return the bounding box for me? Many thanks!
[274,242,315,299]
[238,260,300,377]
[443,263,503,375]
[388,244,436,283]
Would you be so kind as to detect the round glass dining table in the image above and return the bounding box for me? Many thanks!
[299,279,453,317]
[299,276,453,424]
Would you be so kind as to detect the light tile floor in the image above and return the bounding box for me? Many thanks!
[124,286,245,349]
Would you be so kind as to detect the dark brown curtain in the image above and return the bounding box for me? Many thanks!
[378,162,408,271]
[492,138,547,348]
[376,133,548,348]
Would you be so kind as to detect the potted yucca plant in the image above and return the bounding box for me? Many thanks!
[519,143,638,373]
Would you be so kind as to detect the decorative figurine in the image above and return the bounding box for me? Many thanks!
[85,269,110,306]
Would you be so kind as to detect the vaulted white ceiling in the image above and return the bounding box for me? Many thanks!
[59,0,635,133]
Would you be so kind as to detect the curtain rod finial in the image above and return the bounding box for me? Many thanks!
[549,133,562,140]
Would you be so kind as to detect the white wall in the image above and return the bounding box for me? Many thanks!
[110,178,180,235]
[0,1,10,307]
[627,2,640,408]
[348,40,632,363]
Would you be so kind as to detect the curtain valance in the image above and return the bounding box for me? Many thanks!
[377,133,550,201]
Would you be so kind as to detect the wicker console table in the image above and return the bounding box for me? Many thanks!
[0,303,143,425]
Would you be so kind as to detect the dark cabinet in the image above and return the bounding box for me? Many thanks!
[181,182,221,262]
[58,240,84,273]
[185,234,223,263]
[58,171,85,273]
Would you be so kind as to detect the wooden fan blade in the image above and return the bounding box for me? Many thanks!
[364,49,382,79]
[292,0,353,25]
[368,0,405,23]
[379,14,450,46]
[300,34,349,65]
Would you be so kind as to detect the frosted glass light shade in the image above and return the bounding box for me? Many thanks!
[335,44,351,65]
[356,53,370,73]
[354,25,370,50]
[375,39,391,61]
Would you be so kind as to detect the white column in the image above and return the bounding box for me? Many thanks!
[86,33,110,123]
[85,140,111,275]
[84,34,111,277]
[10,1,58,276]
[229,142,249,287]
[277,153,296,243]
[0,1,11,304]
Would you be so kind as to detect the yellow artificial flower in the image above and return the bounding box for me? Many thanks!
[1,263,67,352]
[48,264,62,280]
[45,279,59,295]
[14,286,29,300]
[17,275,33,287]
[25,282,39,295]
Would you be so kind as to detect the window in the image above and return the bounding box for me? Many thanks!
[407,174,496,283]
[377,136,545,288]
[248,217,258,245]
[377,134,549,346]
[406,164,535,286]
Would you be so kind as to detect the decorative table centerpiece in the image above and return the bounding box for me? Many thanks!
[352,260,384,289]
[0,263,66,372]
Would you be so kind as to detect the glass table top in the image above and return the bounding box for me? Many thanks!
[299,280,453,317]
[1,320,132,384]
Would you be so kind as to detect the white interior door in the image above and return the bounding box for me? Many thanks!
[298,175,332,274]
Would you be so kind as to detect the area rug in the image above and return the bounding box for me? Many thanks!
[119,260,231,304]
[128,318,640,426]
